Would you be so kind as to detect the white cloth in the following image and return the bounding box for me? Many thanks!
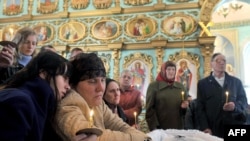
[147,129,223,141]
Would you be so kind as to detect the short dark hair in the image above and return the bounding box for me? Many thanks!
[104,78,119,96]
[70,53,106,87]
[70,47,83,54]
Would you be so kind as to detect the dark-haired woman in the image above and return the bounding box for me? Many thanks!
[0,51,71,141]
[103,78,127,122]
[55,53,151,141]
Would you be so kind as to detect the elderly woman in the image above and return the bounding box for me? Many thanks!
[54,53,151,141]
[146,61,188,131]
[103,78,127,122]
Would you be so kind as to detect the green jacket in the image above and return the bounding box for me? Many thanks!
[146,81,187,131]
[54,90,150,141]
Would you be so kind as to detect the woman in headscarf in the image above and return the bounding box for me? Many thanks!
[145,61,189,131]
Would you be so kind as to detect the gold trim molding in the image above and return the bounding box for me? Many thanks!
[71,0,89,9]
[112,49,121,81]
[93,0,112,9]
[211,19,250,29]
[99,53,112,78]
[199,0,220,22]
[37,0,58,14]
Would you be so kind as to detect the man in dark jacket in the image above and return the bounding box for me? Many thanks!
[196,53,248,138]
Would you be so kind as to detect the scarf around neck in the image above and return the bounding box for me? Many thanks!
[18,54,32,66]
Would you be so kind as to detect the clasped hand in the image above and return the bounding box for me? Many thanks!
[223,102,235,111]
[181,100,189,109]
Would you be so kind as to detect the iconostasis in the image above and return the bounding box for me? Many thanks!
[0,0,220,99]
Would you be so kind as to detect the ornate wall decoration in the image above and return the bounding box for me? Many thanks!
[125,15,157,40]
[199,0,220,22]
[98,53,112,78]
[37,0,58,14]
[93,0,112,9]
[168,51,200,98]
[3,0,23,16]
[1,24,20,41]
[59,21,86,42]
[91,19,121,40]
[124,0,152,6]
[167,0,191,2]
[161,13,197,38]
[156,47,164,74]
[123,52,153,95]
[33,23,54,45]
[71,0,89,9]
[112,49,121,81]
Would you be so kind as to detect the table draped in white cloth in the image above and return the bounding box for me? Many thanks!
[147,129,223,141]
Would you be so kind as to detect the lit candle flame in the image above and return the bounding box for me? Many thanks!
[181,91,184,101]
[134,112,137,125]
[225,91,229,103]
[89,109,94,128]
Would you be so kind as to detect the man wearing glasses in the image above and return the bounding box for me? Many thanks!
[196,53,248,138]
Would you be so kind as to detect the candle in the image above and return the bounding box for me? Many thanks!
[225,91,229,103]
[134,112,137,125]
[181,91,184,101]
[140,96,144,106]
[89,109,94,128]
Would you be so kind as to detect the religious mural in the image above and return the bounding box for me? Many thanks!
[126,16,156,39]
[33,24,54,44]
[162,13,197,38]
[91,20,120,40]
[59,21,86,42]
[3,0,23,15]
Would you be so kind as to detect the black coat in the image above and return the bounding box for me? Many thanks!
[0,77,61,141]
[196,72,248,138]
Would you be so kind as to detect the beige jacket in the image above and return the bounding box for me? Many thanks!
[55,90,150,141]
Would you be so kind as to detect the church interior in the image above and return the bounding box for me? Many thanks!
[0,0,250,136]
